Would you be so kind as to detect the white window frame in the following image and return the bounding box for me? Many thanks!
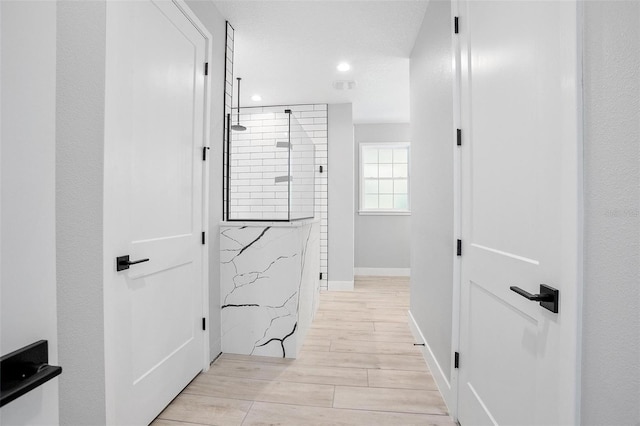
[358,142,411,215]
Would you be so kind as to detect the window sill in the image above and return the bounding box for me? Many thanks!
[358,210,411,216]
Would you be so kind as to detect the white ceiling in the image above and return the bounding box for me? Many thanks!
[213,0,428,123]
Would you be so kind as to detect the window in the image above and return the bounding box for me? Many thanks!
[359,143,410,214]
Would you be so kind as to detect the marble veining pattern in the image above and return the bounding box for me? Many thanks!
[220,221,320,358]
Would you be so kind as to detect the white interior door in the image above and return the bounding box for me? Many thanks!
[103,1,207,424]
[457,1,581,425]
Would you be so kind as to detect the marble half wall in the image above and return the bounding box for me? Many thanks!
[220,220,320,358]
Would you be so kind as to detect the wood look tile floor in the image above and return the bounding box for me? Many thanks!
[152,276,455,426]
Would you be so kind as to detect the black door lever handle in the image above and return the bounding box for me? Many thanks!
[509,286,553,301]
[510,284,559,313]
[116,255,150,272]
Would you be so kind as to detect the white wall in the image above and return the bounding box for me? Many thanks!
[327,104,355,290]
[0,2,60,424]
[408,0,454,388]
[56,1,107,423]
[354,123,411,273]
[581,1,640,424]
[185,0,226,362]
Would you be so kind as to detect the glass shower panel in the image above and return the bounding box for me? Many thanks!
[226,108,315,221]
[289,114,315,220]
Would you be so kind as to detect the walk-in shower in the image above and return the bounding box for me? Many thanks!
[224,108,316,221]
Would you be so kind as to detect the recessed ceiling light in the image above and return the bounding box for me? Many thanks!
[251,94,262,102]
[337,62,351,72]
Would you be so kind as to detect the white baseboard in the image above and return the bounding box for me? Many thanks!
[354,267,410,277]
[328,280,354,291]
[408,310,453,412]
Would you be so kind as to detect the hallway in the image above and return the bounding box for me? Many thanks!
[152,276,454,425]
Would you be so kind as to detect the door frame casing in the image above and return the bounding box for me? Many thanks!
[573,1,586,421]
[450,0,461,421]
[171,0,214,373]
[450,0,585,423]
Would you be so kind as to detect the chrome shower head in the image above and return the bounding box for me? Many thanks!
[232,77,246,131]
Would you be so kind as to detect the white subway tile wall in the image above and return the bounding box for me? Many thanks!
[228,109,293,221]
[227,104,328,286]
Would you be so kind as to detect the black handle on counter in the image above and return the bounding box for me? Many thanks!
[0,340,62,407]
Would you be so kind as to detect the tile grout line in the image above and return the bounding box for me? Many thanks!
[215,357,385,372]
[240,400,254,425]
[325,404,451,417]
[233,399,453,420]
[156,418,215,426]
[193,377,372,389]
[181,388,335,410]
[214,362,433,374]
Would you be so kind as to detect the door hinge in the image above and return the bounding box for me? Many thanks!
[319,165,324,173]
[202,232,206,245]
[457,239,462,256]
[202,146,210,161]
[204,62,209,76]
[202,317,206,331]
[454,352,460,368]
[457,129,462,146]
[454,16,459,34]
